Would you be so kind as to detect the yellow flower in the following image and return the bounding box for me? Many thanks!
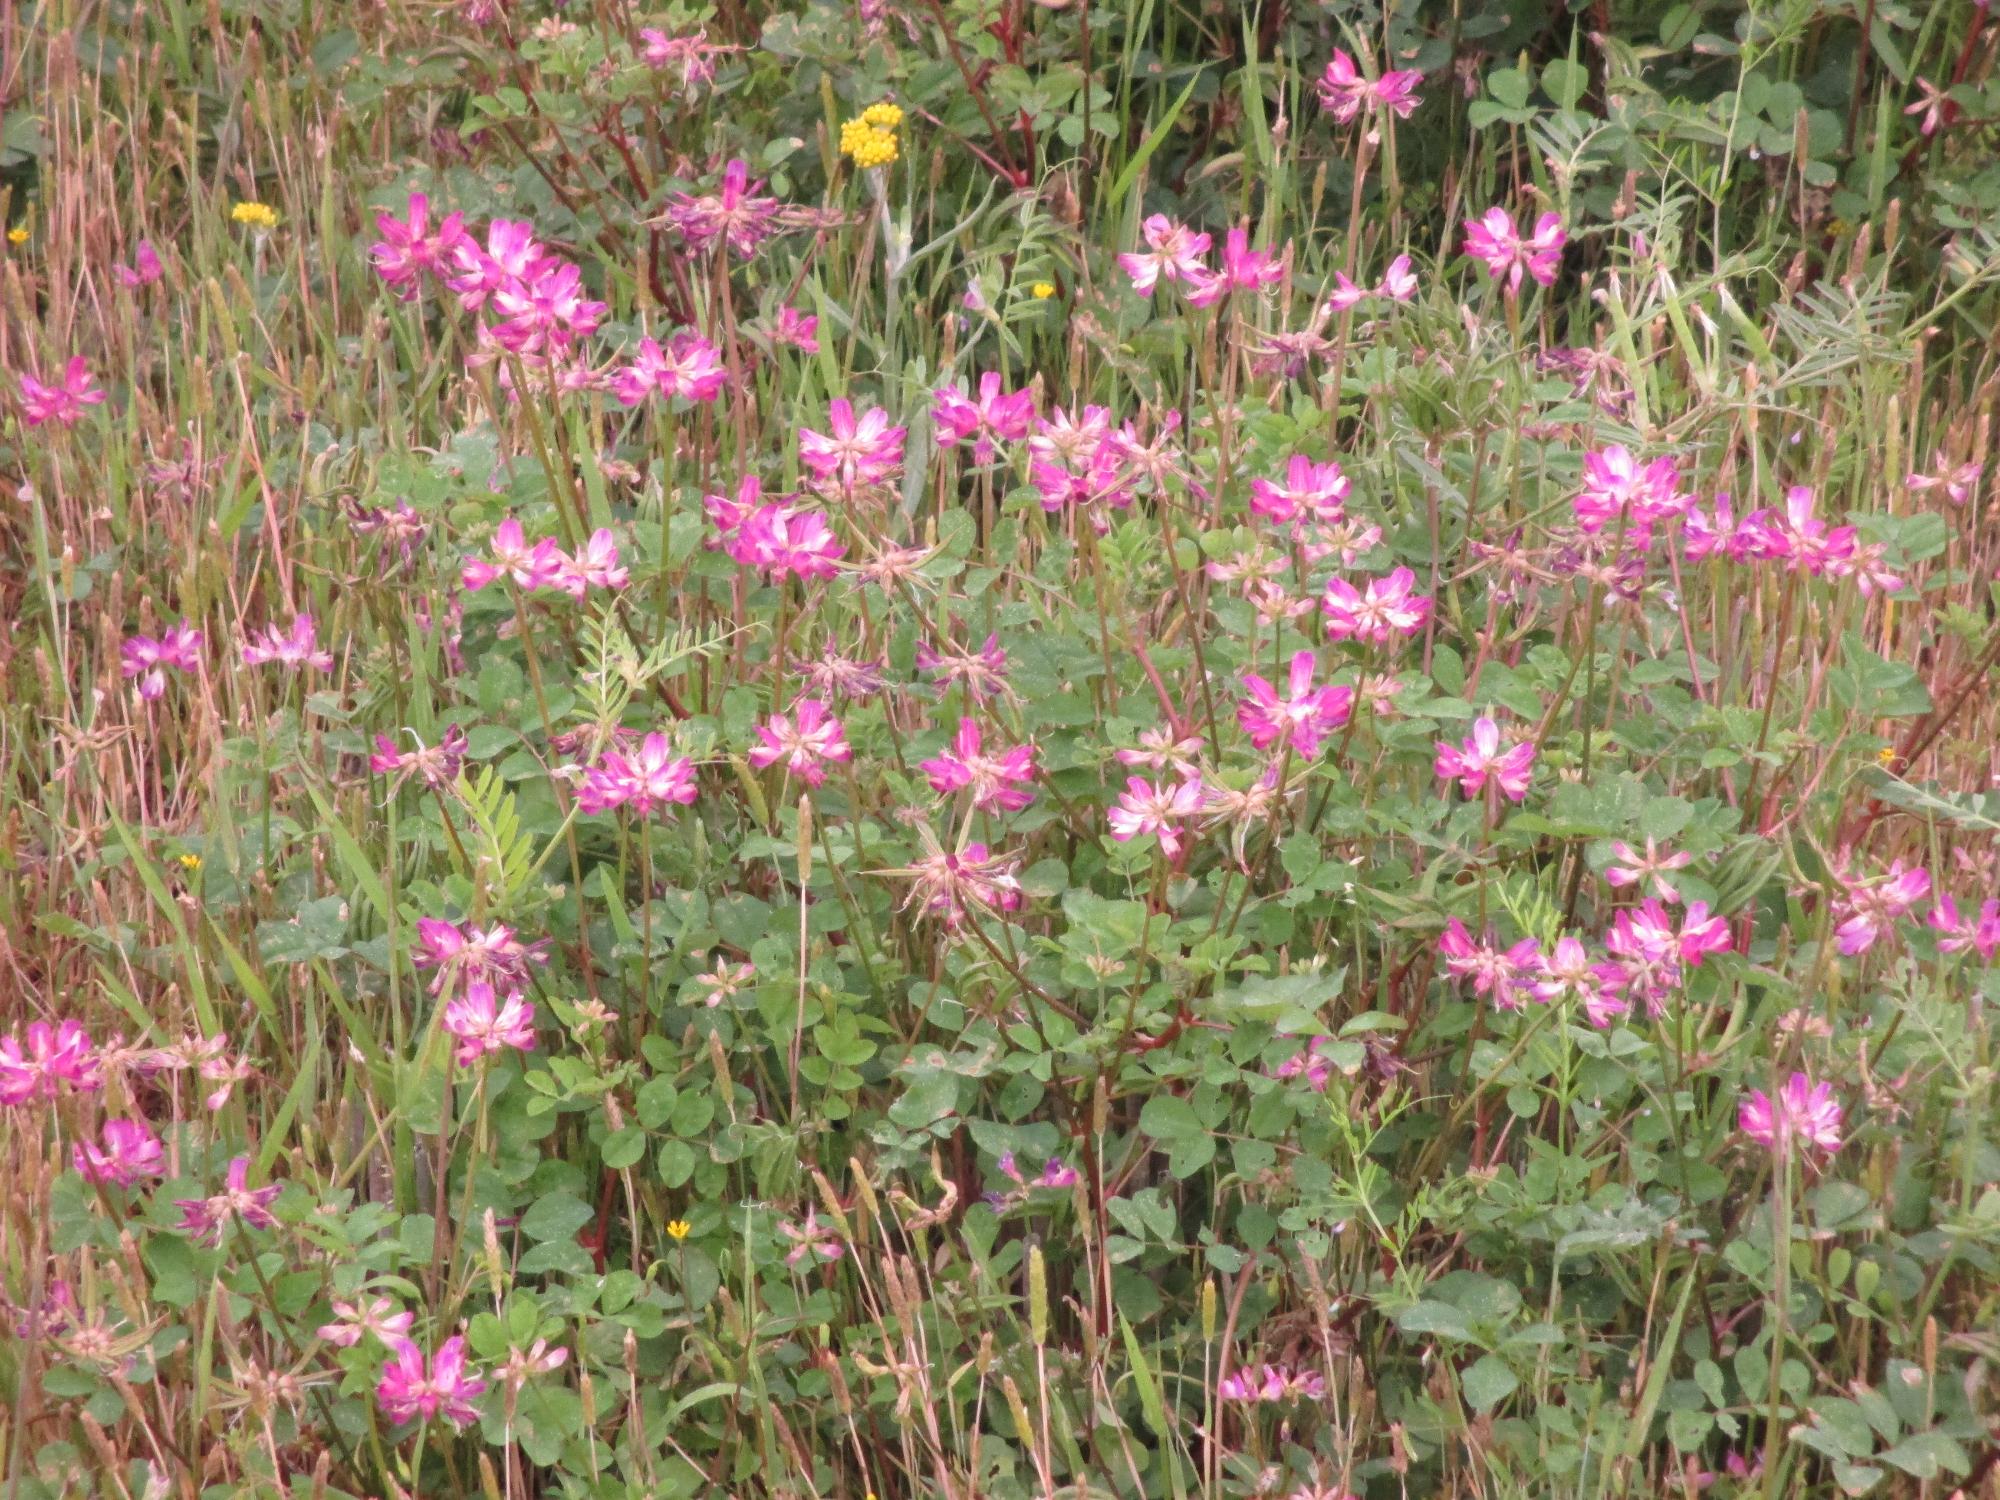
[861,101,903,130]
[1876,746,1898,766]
[5,227,26,246]
[231,201,279,231]
[838,116,899,170]
[666,1218,691,1241]
[178,853,203,872]
[1031,281,1057,300]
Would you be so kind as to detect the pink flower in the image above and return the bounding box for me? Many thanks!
[114,240,163,288]
[1834,862,1931,955]
[241,614,334,672]
[637,27,728,89]
[1330,254,1420,312]
[576,732,699,817]
[1107,776,1207,859]
[1316,49,1423,123]
[1610,897,1730,967]
[1928,895,2000,961]
[556,528,630,595]
[1321,567,1431,644]
[441,981,538,1067]
[916,631,1010,701]
[1185,227,1287,308]
[446,220,545,311]
[1746,486,1855,576]
[1604,838,1694,902]
[72,1119,164,1187]
[369,193,469,298]
[1275,1037,1336,1091]
[1907,456,1982,508]
[19,357,107,428]
[900,835,1024,929]
[799,400,906,492]
[920,718,1038,812]
[0,1021,100,1105]
[1236,651,1353,758]
[611,332,728,405]
[772,305,820,353]
[1903,77,1954,138]
[1219,1363,1326,1402]
[462,517,566,593]
[933,373,1036,465]
[780,1208,845,1266]
[1435,717,1536,801]
[1739,1074,1843,1156]
[1438,919,1542,1009]
[413,919,550,997]
[662,159,780,260]
[748,699,851,787]
[376,1335,487,1427]
[1681,494,1762,562]
[1463,208,1566,294]
[1574,445,1685,535]
[1250,454,1349,526]
[485,257,605,354]
[728,502,846,581]
[121,622,203,700]
[1117,724,1206,775]
[370,724,470,791]
[174,1156,281,1245]
[1117,215,1212,294]
[1533,936,1630,1026]
[317,1296,414,1349]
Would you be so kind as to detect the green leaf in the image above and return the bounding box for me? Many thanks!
[519,1191,594,1243]
[1462,1354,1518,1413]
[1396,1301,1475,1341]
[602,1127,647,1170]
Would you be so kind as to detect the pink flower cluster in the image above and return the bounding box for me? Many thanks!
[376,1335,487,1427]
[121,622,202,700]
[575,730,699,818]
[1118,220,1287,306]
[748,699,852,787]
[1463,208,1566,294]
[933,373,1037,466]
[1316,49,1422,123]
[706,477,846,581]
[920,718,1038,812]
[461,519,629,597]
[1219,1362,1327,1402]
[799,399,907,492]
[1739,1074,1844,1156]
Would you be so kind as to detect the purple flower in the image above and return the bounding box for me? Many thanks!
[317,1295,414,1349]
[576,731,699,817]
[1316,49,1422,123]
[1321,567,1431,644]
[1117,215,1211,294]
[1185,226,1287,308]
[1108,776,1207,859]
[612,332,728,405]
[114,241,164,288]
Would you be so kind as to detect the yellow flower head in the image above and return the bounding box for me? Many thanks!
[232,201,279,231]
[861,101,903,130]
[178,853,203,874]
[1031,281,1057,300]
[666,1219,691,1241]
[839,115,899,170]
[5,227,26,246]
[1876,745,1898,766]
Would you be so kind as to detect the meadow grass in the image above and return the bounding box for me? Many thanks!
[4,1,2000,1497]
